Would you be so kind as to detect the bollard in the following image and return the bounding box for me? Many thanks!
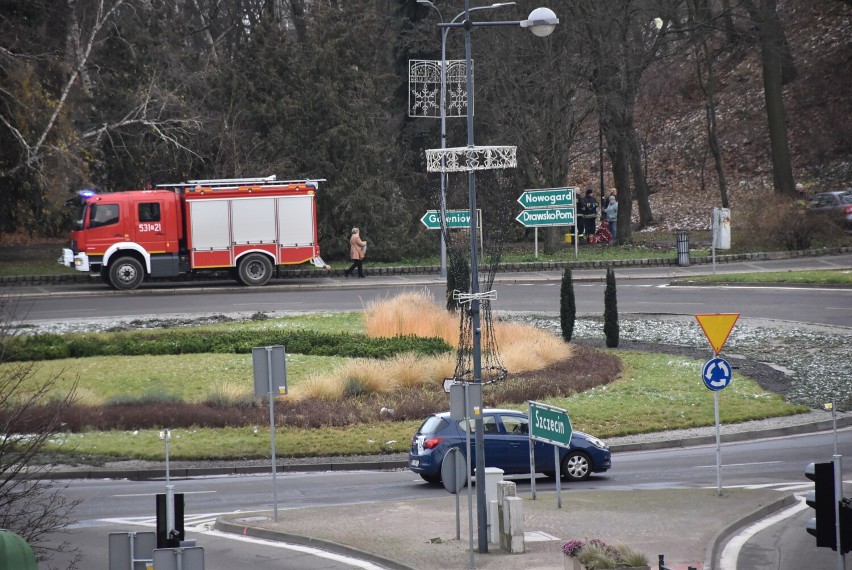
[503,496,525,553]
[676,230,690,267]
[497,481,517,550]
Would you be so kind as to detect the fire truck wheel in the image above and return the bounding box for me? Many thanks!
[109,256,145,290]
[238,253,273,286]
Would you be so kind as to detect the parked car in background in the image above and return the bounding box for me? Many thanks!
[808,189,852,228]
[408,408,611,484]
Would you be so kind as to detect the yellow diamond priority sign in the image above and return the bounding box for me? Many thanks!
[695,313,740,354]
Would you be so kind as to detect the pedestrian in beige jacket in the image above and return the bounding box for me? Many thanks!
[344,227,367,278]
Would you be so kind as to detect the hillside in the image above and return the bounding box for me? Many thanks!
[570,0,852,233]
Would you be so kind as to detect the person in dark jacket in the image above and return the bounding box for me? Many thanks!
[581,189,598,241]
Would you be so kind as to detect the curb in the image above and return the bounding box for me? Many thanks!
[703,493,798,569]
[214,515,414,570]
[607,415,852,454]
[44,458,409,481]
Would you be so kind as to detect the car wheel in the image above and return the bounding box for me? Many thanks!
[108,257,144,290]
[420,473,441,485]
[237,253,273,286]
[561,451,592,481]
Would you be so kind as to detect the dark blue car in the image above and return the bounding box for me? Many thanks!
[408,408,611,484]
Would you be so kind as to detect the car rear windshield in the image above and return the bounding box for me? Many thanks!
[839,192,852,204]
[418,416,448,435]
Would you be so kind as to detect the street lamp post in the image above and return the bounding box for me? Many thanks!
[424,2,559,555]
[417,1,517,279]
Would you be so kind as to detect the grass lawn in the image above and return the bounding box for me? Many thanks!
[37,343,805,461]
[675,269,852,285]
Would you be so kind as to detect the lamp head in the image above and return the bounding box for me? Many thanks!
[521,7,559,37]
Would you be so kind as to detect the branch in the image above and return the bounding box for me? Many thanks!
[24,0,127,172]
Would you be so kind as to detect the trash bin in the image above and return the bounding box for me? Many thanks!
[676,230,690,267]
[0,530,38,570]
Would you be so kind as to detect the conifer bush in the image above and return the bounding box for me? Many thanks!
[604,267,619,348]
[560,267,576,342]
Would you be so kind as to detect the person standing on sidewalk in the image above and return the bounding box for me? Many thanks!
[606,195,618,242]
[344,227,367,278]
[581,189,598,241]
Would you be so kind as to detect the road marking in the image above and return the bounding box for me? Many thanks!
[100,512,387,569]
[634,301,704,305]
[716,482,812,491]
[826,306,852,311]
[203,529,387,570]
[112,490,216,498]
[718,496,808,570]
[694,461,782,469]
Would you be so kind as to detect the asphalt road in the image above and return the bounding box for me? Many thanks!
[44,429,852,570]
[9,253,852,328]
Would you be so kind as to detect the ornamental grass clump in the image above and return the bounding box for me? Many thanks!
[562,539,649,569]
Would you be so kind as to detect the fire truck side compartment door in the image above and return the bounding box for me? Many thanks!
[189,200,230,250]
[277,195,315,246]
[232,198,276,244]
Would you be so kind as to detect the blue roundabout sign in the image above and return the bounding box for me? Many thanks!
[702,357,732,391]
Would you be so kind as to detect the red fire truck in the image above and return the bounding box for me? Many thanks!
[60,176,328,290]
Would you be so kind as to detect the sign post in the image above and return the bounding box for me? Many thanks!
[448,381,480,570]
[695,313,739,497]
[528,401,573,507]
[252,345,288,522]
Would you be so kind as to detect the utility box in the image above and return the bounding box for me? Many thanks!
[713,207,731,249]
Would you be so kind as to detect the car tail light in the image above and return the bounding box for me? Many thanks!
[423,436,444,450]
[844,205,852,215]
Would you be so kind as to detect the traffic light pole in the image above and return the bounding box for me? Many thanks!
[834,455,844,570]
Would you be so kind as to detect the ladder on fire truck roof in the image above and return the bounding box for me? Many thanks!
[156,175,326,190]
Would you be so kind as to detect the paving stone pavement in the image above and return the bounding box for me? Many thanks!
[215,487,791,570]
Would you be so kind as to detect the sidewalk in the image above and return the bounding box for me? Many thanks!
[214,487,792,570]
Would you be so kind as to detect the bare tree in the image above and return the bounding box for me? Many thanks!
[0,0,127,180]
[0,297,82,569]
[687,0,730,207]
[478,13,594,253]
[565,1,680,240]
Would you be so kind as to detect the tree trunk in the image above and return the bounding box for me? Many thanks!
[746,0,797,196]
[603,125,633,243]
[627,125,654,228]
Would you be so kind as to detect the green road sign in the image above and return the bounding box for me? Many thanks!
[515,207,574,227]
[420,209,478,230]
[517,187,576,209]
[529,401,572,448]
